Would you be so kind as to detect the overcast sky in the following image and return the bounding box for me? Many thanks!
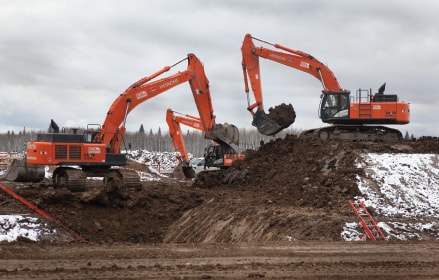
[1,0,438,137]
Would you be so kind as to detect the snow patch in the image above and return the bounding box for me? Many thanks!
[0,215,56,242]
[342,153,439,241]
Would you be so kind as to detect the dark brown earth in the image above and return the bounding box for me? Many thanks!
[0,135,438,279]
[267,103,296,129]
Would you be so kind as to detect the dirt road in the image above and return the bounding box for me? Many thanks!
[1,241,439,279]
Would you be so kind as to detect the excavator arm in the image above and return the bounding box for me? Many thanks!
[94,54,214,154]
[181,56,239,152]
[241,34,299,135]
[166,109,206,179]
[94,59,190,153]
[166,109,203,163]
[242,33,343,99]
[95,53,238,154]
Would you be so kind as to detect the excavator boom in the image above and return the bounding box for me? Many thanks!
[95,56,200,154]
[166,109,203,163]
[241,34,297,135]
[166,109,204,179]
[242,34,343,94]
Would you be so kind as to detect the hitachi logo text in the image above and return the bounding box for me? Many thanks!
[160,79,179,89]
[136,91,148,99]
[269,53,286,61]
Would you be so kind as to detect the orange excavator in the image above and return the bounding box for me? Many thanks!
[166,109,243,178]
[4,53,238,191]
[241,34,410,141]
[166,110,203,168]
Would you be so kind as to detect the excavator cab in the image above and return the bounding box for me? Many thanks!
[204,143,237,169]
[319,91,351,122]
[204,144,222,167]
[84,124,101,143]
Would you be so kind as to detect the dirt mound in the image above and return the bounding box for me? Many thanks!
[410,136,439,153]
[177,134,439,242]
[195,134,362,209]
[1,135,438,244]
[1,176,202,243]
[195,135,439,191]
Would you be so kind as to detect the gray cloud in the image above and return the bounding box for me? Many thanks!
[0,0,437,137]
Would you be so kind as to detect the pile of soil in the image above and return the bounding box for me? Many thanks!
[252,103,296,135]
[266,103,296,129]
[0,135,438,244]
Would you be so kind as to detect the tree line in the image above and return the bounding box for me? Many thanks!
[0,126,297,158]
[0,126,414,157]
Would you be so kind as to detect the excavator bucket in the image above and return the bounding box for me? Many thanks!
[2,159,45,182]
[173,161,195,179]
[211,123,240,153]
[182,165,195,179]
[253,103,296,136]
[253,110,282,136]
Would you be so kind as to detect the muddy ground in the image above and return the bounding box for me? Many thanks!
[2,241,439,279]
[1,135,439,279]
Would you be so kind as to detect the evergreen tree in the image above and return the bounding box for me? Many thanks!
[157,127,162,151]
[139,124,145,134]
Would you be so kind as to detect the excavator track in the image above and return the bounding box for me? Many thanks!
[52,167,141,192]
[115,169,141,190]
[52,167,87,192]
[303,125,403,142]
